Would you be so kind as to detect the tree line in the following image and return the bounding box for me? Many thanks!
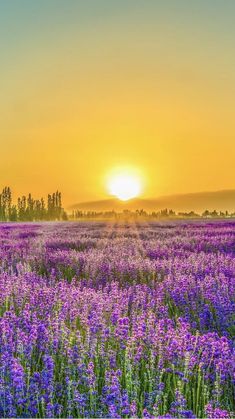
[0,187,68,221]
[71,208,235,220]
[1,186,233,222]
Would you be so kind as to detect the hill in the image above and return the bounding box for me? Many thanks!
[69,189,235,213]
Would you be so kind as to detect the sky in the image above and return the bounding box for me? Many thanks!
[0,0,235,207]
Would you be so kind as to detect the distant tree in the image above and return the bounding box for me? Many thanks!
[18,196,27,221]
[47,191,64,220]
[169,209,176,217]
[9,205,18,221]
[160,208,169,217]
[202,210,210,218]
[0,186,12,221]
[62,211,68,221]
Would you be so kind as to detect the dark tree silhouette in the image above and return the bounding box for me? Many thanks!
[0,187,67,222]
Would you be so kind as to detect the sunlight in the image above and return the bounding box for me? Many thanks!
[107,171,142,200]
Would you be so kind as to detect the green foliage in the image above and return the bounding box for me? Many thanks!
[0,186,68,222]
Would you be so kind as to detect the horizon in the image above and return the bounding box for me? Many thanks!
[1,0,235,205]
[72,187,235,203]
[0,185,235,213]
[70,188,235,213]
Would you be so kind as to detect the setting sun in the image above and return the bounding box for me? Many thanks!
[107,172,142,201]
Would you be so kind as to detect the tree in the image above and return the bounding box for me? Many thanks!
[9,205,17,221]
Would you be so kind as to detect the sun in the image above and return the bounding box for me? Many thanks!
[107,172,142,201]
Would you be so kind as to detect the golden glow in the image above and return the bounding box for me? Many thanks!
[1,2,235,207]
[107,171,142,201]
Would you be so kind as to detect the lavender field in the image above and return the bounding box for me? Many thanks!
[0,221,234,418]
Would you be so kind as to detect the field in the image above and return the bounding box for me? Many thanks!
[0,220,234,418]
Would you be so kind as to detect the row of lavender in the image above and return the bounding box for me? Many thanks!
[0,221,234,417]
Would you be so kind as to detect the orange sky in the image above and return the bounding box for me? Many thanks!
[1,1,235,207]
